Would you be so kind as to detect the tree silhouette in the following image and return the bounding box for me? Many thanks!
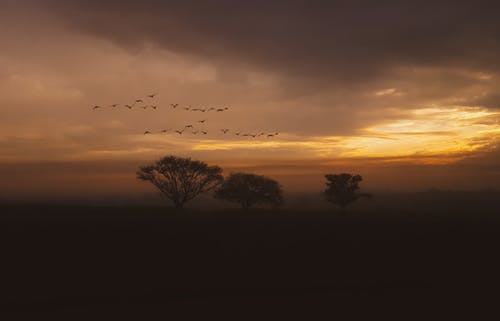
[137,156,223,208]
[215,173,283,209]
[324,173,369,208]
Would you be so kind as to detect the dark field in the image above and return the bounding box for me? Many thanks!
[2,204,500,318]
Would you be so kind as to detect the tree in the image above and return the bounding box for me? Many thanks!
[324,173,369,208]
[137,156,223,208]
[215,173,284,209]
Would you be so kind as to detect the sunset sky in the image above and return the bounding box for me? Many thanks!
[2,1,500,199]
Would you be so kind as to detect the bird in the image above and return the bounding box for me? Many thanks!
[197,119,207,124]
[109,104,119,108]
[124,104,133,109]
[161,128,171,133]
[147,93,158,98]
[267,134,275,137]
[92,105,101,110]
[207,107,215,111]
[250,134,257,138]
[258,132,265,136]
[170,103,179,109]
[200,130,208,135]
[135,99,144,104]
[183,107,190,111]
[150,105,157,110]
[221,129,229,134]
[144,131,152,135]
[235,132,241,136]
[140,105,148,109]
[184,125,193,129]
[199,108,207,112]
[216,108,224,112]
[175,129,184,134]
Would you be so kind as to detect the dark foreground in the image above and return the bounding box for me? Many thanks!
[2,205,500,318]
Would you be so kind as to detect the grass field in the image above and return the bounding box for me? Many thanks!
[2,204,500,317]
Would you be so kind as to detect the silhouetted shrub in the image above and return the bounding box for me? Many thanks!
[215,173,283,209]
[324,173,370,208]
[137,155,223,208]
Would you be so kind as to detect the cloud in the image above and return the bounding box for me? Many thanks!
[43,1,500,85]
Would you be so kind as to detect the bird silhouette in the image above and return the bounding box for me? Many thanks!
[184,107,190,111]
[221,129,229,134]
[267,134,275,137]
[184,125,194,129]
[144,131,152,135]
[170,103,179,109]
[150,105,157,110]
[200,130,208,135]
[175,129,184,134]
[124,104,133,109]
[197,119,207,124]
[147,93,158,98]
[92,105,101,110]
[161,128,171,133]
[135,99,144,104]
[235,132,241,136]
[109,104,119,108]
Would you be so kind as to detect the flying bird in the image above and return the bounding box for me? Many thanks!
[221,129,229,134]
[175,129,184,134]
[135,99,144,104]
[147,93,158,98]
[184,107,190,110]
[170,103,179,109]
[161,128,171,133]
[109,104,119,108]
[144,131,152,135]
[124,104,133,109]
[92,105,101,110]
[150,105,157,110]
[200,130,208,135]
[184,125,193,129]
[197,119,207,124]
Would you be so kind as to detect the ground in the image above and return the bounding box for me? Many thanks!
[1,205,499,318]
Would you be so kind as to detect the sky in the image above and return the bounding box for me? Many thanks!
[1,0,500,199]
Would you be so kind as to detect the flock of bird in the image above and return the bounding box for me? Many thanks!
[92,92,280,139]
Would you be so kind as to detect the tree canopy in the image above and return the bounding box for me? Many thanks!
[137,155,223,208]
[215,173,283,209]
[324,173,369,208]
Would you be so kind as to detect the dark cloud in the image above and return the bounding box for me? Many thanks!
[44,0,500,85]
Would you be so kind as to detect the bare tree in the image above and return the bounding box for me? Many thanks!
[137,156,223,208]
[215,173,283,209]
[324,173,370,208]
